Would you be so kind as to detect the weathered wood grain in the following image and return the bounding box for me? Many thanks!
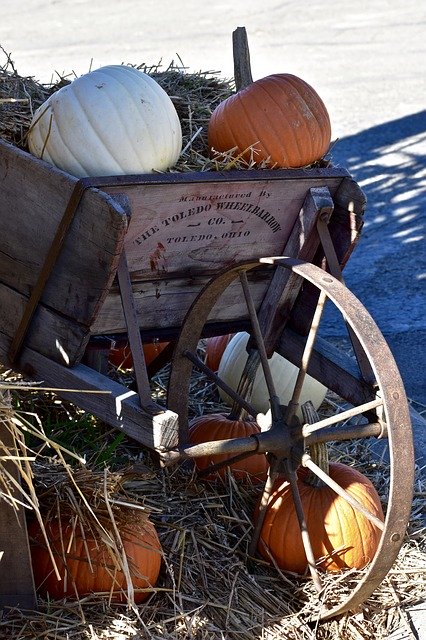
[94,171,349,334]
[0,285,89,365]
[0,400,36,609]
[91,272,273,335]
[0,332,179,449]
[103,174,345,280]
[257,186,334,354]
[0,140,128,365]
[288,177,367,336]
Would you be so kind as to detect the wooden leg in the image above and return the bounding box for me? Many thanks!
[0,402,36,610]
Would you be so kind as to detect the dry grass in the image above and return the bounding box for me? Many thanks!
[0,49,424,639]
[0,48,327,173]
[0,47,263,172]
[0,360,425,640]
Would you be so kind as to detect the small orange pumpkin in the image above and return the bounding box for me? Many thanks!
[204,334,234,372]
[257,462,384,573]
[28,516,162,602]
[109,340,169,370]
[208,73,331,169]
[188,413,268,483]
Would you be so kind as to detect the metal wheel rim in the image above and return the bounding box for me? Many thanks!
[167,257,414,620]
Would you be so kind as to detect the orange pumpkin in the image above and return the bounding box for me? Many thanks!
[208,73,331,168]
[28,516,162,602]
[257,462,384,573]
[109,340,169,370]
[205,334,234,372]
[188,413,268,483]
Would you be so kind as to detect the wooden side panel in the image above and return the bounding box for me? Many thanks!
[106,175,344,279]
[91,274,271,335]
[0,141,128,366]
[0,286,89,365]
[94,173,346,334]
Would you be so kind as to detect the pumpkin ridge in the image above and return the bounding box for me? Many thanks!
[46,93,93,175]
[283,74,330,159]
[332,465,369,567]
[293,75,331,155]
[280,74,317,162]
[73,69,153,173]
[269,74,330,165]
[210,101,237,154]
[349,494,369,565]
[59,86,123,175]
[122,66,182,166]
[103,67,160,169]
[306,480,325,567]
[93,67,156,170]
[331,486,349,567]
[244,82,289,165]
[258,77,304,166]
[273,75,318,166]
[348,479,384,560]
[230,93,259,159]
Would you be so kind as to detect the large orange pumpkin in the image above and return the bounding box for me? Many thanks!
[257,462,384,573]
[188,413,268,483]
[208,73,331,168]
[28,516,162,602]
[204,334,234,372]
[109,340,169,370]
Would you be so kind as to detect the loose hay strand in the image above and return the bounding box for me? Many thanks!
[0,50,425,639]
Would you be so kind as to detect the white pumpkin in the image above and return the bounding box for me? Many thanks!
[218,332,327,418]
[28,65,182,177]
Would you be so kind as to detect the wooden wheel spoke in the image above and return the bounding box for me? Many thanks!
[239,271,280,414]
[181,347,258,419]
[302,398,384,436]
[302,453,385,530]
[198,449,261,479]
[284,289,327,423]
[285,462,323,593]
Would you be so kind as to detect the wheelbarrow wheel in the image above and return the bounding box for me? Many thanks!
[166,257,414,620]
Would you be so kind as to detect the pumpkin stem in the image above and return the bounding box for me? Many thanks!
[302,401,329,487]
[232,27,254,91]
[228,348,260,421]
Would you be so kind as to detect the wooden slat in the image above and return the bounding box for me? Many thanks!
[104,175,345,280]
[0,327,178,449]
[94,172,348,334]
[91,272,273,335]
[0,287,88,365]
[0,403,36,609]
[257,186,334,354]
[15,344,179,450]
[288,177,366,336]
[0,141,129,366]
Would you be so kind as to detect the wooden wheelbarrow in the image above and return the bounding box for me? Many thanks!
[0,134,414,618]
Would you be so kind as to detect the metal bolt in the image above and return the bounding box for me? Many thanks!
[390,532,401,542]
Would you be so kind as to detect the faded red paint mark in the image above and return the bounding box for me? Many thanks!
[149,242,167,272]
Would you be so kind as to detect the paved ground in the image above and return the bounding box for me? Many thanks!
[1,1,426,633]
